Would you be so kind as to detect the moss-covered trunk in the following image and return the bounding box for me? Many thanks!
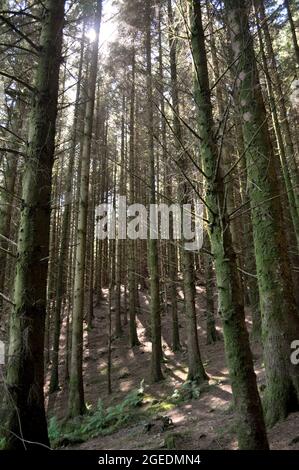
[190,0,268,449]
[224,0,299,426]
[254,0,299,249]
[1,0,65,449]
[168,0,206,380]
[202,230,219,345]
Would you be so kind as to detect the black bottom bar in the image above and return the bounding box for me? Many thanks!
[0,450,298,468]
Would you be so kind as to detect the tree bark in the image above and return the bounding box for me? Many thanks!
[190,0,268,449]
[145,0,163,382]
[1,0,65,449]
[225,0,299,427]
[49,24,86,393]
[284,0,299,68]
[128,45,140,348]
[68,0,102,418]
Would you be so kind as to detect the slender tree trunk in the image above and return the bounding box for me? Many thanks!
[202,230,219,344]
[167,0,181,352]
[168,0,206,381]
[49,26,85,393]
[128,45,140,348]
[184,248,208,382]
[0,97,25,311]
[145,0,163,382]
[0,146,18,308]
[114,95,126,337]
[284,0,299,68]
[234,120,261,338]
[68,0,102,418]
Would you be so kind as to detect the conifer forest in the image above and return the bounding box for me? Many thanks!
[0,0,299,462]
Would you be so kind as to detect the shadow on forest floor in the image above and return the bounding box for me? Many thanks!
[45,285,299,450]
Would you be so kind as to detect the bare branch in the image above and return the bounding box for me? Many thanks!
[0,233,17,247]
[0,14,40,52]
[0,10,40,21]
[0,246,17,258]
[0,41,39,56]
[0,124,26,143]
[0,70,35,93]
[0,146,25,157]
[0,291,15,306]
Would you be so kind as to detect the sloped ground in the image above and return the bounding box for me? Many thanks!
[45,286,299,450]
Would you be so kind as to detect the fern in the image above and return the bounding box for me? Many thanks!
[0,437,5,450]
[49,381,145,447]
[48,416,61,442]
[171,380,201,403]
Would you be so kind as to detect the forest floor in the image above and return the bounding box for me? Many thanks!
[45,284,299,450]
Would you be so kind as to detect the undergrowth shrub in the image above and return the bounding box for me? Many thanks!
[171,380,202,402]
[48,378,208,448]
[0,437,5,450]
[49,381,145,447]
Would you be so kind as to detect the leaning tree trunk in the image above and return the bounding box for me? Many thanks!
[225,0,299,427]
[68,0,102,418]
[1,0,65,450]
[190,0,268,450]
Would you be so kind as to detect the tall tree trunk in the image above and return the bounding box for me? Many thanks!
[0,141,19,308]
[168,0,206,381]
[114,94,126,337]
[68,0,102,418]
[128,45,140,347]
[225,0,299,426]
[167,0,181,352]
[145,0,163,382]
[190,0,268,449]
[284,0,299,68]
[1,0,65,449]
[254,0,299,245]
[234,119,261,338]
[49,25,86,393]
[202,230,219,344]
[0,96,25,311]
